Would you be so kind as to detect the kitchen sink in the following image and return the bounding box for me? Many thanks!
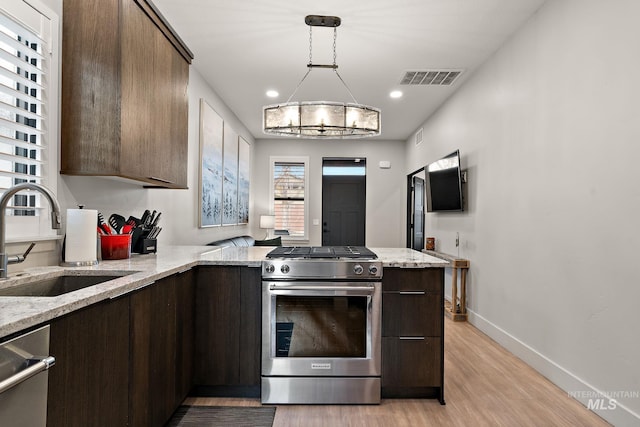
[0,273,135,297]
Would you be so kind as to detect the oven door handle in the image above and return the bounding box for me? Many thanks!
[269,284,375,294]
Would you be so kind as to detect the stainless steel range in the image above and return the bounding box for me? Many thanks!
[261,246,382,404]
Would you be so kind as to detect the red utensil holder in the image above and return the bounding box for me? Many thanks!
[100,234,132,260]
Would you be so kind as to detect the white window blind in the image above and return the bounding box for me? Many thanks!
[0,4,49,217]
[272,160,307,239]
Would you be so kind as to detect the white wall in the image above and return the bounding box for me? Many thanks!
[253,139,406,247]
[406,0,640,424]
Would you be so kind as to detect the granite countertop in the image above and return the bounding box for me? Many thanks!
[0,246,448,338]
[370,248,450,268]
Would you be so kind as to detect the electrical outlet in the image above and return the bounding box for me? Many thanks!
[455,232,460,248]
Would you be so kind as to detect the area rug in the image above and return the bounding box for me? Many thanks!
[166,405,276,427]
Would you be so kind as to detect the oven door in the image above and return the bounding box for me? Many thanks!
[262,281,381,377]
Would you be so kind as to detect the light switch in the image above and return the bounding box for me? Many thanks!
[312,219,320,226]
[379,160,391,169]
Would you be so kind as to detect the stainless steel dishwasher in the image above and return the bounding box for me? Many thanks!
[0,325,55,427]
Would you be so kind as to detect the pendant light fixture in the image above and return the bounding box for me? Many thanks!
[263,15,381,139]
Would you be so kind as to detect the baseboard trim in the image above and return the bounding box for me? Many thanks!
[466,308,640,426]
[190,385,260,398]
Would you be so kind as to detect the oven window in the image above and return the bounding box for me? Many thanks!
[275,295,367,358]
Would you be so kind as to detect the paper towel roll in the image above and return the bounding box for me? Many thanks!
[65,208,98,264]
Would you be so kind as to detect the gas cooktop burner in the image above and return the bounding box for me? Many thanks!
[266,246,377,259]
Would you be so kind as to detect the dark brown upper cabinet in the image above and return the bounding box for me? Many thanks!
[60,0,193,189]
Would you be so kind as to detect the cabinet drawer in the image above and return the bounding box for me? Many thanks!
[382,292,442,337]
[382,268,443,292]
[382,337,442,388]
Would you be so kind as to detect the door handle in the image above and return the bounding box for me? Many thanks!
[0,356,55,394]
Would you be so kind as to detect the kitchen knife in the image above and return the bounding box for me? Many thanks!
[140,210,151,225]
[146,210,157,227]
[151,212,161,227]
[151,227,162,239]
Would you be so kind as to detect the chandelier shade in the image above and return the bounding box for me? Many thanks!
[262,15,381,139]
[263,101,381,138]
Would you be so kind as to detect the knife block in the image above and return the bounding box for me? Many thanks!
[133,238,157,254]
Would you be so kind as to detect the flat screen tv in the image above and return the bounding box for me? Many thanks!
[425,150,464,212]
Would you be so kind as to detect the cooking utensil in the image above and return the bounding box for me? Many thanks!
[108,214,126,234]
[126,216,141,227]
[130,226,144,251]
[97,212,111,234]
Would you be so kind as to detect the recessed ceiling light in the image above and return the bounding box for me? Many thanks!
[266,90,279,98]
[390,90,403,99]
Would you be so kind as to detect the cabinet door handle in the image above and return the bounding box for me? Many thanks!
[398,291,425,295]
[399,336,425,340]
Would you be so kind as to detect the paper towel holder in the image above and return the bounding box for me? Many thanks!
[60,238,99,267]
[60,205,99,267]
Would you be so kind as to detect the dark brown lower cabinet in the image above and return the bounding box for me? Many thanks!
[382,337,442,396]
[47,296,130,427]
[46,269,194,427]
[175,269,195,402]
[381,267,445,403]
[193,266,261,396]
[129,269,195,426]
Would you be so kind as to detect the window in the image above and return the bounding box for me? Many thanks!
[270,157,308,240]
[0,0,58,239]
[322,158,366,176]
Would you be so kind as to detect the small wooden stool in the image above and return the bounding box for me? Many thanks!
[447,258,470,321]
[423,250,470,322]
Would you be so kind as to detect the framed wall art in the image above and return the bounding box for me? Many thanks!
[198,99,223,227]
[222,123,239,225]
[237,136,250,224]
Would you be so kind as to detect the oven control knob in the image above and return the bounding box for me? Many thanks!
[265,264,275,273]
[368,265,379,275]
[353,264,364,275]
[281,264,290,274]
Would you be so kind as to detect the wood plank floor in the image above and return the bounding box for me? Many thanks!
[184,318,610,426]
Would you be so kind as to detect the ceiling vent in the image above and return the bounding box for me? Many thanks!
[400,70,463,86]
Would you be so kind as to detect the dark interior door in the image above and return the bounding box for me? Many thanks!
[412,176,425,250]
[322,175,366,246]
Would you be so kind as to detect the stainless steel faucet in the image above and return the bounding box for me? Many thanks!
[0,183,61,279]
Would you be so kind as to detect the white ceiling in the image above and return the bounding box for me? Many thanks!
[153,0,546,141]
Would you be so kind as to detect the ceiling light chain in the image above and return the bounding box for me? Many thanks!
[333,27,337,67]
[262,15,381,139]
[309,25,313,65]
[328,26,361,104]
